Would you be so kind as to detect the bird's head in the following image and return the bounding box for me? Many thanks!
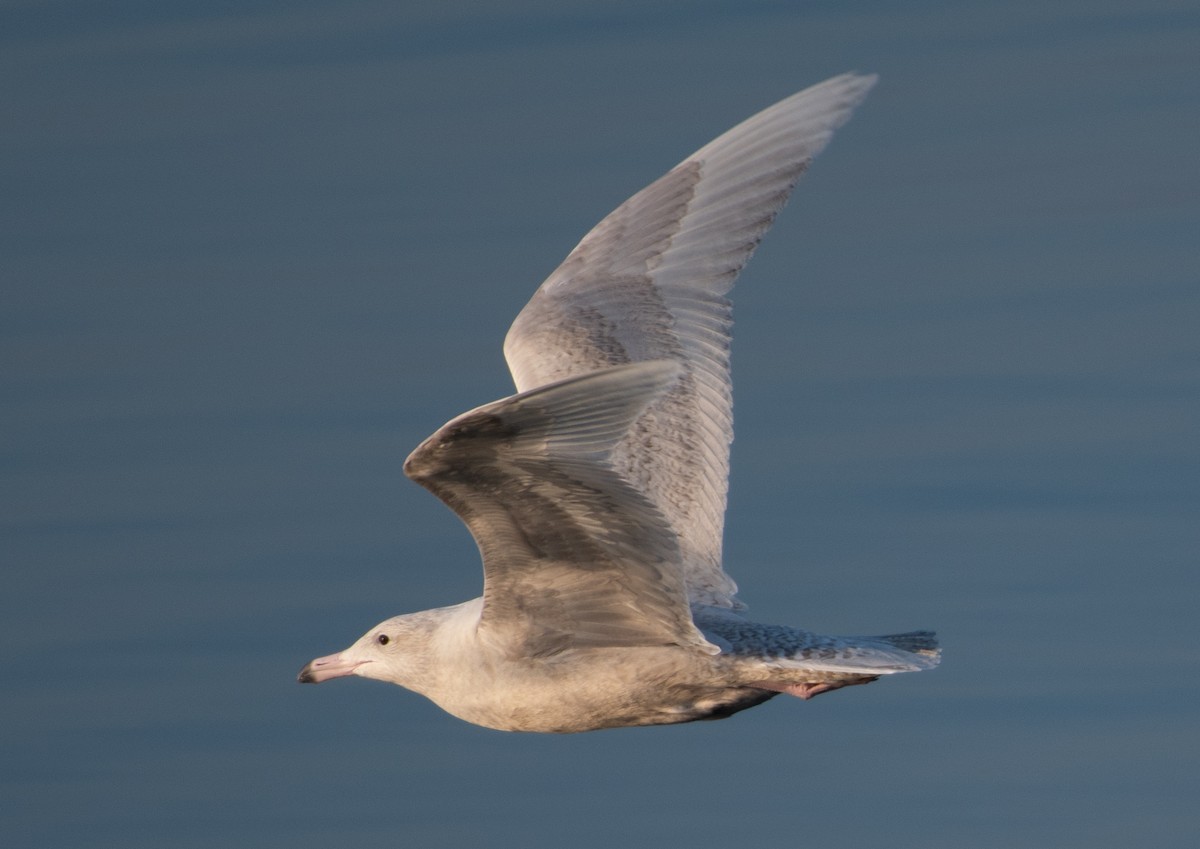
[297,614,423,686]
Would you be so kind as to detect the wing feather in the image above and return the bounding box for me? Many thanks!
[503,73,877,608]
[404,361,717,657]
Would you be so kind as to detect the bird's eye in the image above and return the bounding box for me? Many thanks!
[376,634,390,646]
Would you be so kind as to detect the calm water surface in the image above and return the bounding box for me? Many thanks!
[4,2,1198,847]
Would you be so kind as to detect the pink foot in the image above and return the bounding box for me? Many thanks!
[749,676,879,700]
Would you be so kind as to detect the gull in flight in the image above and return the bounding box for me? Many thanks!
[299,73,939,732]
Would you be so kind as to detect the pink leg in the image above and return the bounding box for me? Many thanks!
[749,676,879,700]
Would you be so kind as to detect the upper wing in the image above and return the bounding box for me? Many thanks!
[404,361,717,658]
[502,73,877,608]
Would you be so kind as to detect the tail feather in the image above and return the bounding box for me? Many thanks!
[876,630,941,664]
[763,631,940,676]
[786,630,941,675]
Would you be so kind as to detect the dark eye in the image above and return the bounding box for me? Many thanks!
[376,634,390,646]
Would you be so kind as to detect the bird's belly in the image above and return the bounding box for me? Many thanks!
[426,648,773,733]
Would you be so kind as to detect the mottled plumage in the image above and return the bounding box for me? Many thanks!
[299,73,940,732]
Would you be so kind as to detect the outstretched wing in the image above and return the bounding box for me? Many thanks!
[503,73,877,609]
[404,361,718,658]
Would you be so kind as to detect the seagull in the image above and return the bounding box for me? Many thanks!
[299,73,940,732]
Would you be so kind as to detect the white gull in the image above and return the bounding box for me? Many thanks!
[299,73,940,732]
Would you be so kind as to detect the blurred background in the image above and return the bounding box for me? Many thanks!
[3,1,1197,847]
